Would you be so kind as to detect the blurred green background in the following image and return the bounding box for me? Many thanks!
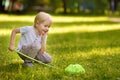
[0,0,120,15]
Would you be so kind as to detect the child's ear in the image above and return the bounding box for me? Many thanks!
[36,20,39,24]
[35,20,39,26]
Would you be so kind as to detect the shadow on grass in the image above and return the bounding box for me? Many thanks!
[0,62,23,73]
[0,21,33,29]
[0,20,119,29]
[53,21,119,27]
[47,29,120,54]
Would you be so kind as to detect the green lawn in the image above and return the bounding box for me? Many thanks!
[0,14,120,80]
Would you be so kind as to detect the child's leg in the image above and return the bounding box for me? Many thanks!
[18,52,32,63]
[17,53,33,67]
[35,51,52,63]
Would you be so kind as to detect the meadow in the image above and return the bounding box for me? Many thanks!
[0,14,120,80]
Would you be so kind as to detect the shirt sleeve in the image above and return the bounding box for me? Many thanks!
[20,26,29,35]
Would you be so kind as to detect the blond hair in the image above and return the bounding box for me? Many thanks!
[34,12,52,25]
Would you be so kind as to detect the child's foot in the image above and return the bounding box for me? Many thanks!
[23,62,34,67]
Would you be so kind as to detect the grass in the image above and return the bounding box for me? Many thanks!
[0,14,120,80]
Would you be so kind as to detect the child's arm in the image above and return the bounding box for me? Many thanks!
[8,28,20,51]
[40,32,47,54]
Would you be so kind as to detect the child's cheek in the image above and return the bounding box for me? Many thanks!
[42,31,45,35]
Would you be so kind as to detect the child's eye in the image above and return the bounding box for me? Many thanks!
[45,25,50,28]
[44,25,48,27]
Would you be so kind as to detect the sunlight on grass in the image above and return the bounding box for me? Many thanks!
[1,24,120,36]
[11,58,23,63]
[0,14,34,22]
[0,29,11,36]
[53,16,109,22]
[49,24,120,34]
[1,14,120,35]
[0,14,109,22]
[75,47,120,58]
[58,47,120,65]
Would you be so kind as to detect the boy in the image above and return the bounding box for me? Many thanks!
[8,12,52,67]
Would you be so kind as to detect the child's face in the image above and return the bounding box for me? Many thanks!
[36,19,52,35]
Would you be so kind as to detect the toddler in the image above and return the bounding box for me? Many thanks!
[8,12,52,67]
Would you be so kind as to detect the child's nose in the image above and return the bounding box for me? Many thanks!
[45,28,49,32]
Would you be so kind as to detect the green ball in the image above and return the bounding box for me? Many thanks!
[65,64,85,74]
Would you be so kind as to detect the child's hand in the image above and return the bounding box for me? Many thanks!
[41,30,48,36]
[8,45,14,52]
[40,47,46,54]
[41,31,48,40]
[41,31,47,54]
